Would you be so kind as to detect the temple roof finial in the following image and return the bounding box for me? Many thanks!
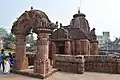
[31,6,33,10]
[78,7,80,13]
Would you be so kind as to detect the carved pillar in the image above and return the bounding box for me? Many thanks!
[14,34,28,70]
[65,40,71,54]
[51,42,56,67]
[71,41,75,55]
[51,42,56,55]
[80,39,90,55]
[90,40,98,55]
[88,41,91,55]
[75,40,81,55]
[34,33,51,75]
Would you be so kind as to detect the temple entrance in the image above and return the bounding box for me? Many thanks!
[11,7,57,77]
[56,41,65,54]
[58,46,65,54]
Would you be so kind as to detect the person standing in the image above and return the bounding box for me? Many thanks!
[4,56,10,74]
[8,52,14,67]
[0,49,5,72]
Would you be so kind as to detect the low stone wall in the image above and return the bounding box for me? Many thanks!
[53,54,85,74]
[26,53,120,74]
[84,55,120,73]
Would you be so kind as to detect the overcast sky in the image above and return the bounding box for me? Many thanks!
[0,0,120,40]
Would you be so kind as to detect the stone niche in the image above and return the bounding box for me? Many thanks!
[53,54,85,74]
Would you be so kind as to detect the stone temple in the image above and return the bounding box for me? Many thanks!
[11,7,120,79]
[49,9,98,56]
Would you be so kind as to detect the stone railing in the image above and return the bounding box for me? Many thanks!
[53,54,85,74]
[84,55,120,73]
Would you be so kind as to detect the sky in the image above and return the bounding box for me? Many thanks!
[0,0,120,41]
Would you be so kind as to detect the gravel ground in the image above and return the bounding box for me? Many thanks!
[0,71,120,80]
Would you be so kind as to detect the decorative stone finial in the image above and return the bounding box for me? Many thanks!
[78,7,80,13]
[31,6,33,10]
[60,23,62,27]
[56,21,58,25]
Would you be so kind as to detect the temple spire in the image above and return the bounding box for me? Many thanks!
[78,7,80,13]
[78,0,82,13]
[31,6,33,10]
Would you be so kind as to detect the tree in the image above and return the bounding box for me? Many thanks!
[27,32,34,46]
[0,28,8,38]
[4,33,15,49]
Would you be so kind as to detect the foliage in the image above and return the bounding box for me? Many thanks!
[4,32,15,49]
[4,49,15,54]
[27,32,34,46]
[0,28,8,38]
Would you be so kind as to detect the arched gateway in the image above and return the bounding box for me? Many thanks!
[11,8,56,76]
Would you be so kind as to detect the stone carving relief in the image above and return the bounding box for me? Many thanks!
[12,9,57,35]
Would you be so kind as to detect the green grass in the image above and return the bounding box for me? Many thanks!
[4,49,15,54]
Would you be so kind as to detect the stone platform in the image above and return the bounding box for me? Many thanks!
[11,68,58,79]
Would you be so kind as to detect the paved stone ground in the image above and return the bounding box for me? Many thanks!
[0,71,120,80]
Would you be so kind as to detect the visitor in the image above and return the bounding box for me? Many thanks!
[8,52,14,67]
[4,56,10,74]
[0,49,5,73]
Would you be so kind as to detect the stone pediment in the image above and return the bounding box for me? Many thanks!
[51,27,70,39]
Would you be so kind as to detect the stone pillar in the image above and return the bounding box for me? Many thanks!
[90,40,98,55]
[88,41,91,55]
[80,39,90,55]
[34,33,51,75]
[71,41,75,55]
[75,40,81,55]
[51,42,56,67]
[14,34,28,70]
[51,42,56,55]
[65,40,71,54]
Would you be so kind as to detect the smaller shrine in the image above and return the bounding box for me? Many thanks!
[49,9,98,57]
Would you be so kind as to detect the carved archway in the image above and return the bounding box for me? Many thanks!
[11,8,56,76]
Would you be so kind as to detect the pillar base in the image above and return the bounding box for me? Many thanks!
[11,68,58,79]
[14,57,28,70]
[34,59,52,75]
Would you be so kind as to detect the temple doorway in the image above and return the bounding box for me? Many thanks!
[56,41,65,54]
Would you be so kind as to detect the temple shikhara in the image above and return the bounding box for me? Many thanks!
[11,7,120,79]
